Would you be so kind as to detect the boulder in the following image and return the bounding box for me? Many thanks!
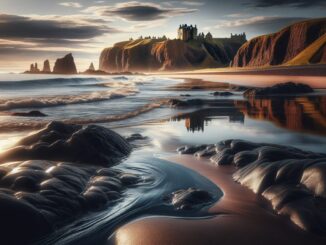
[176,139,326,234]
[0,121,132,166]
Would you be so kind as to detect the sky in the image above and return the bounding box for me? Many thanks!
[0,0,325,72]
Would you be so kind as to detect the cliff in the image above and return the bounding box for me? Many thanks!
[232,18,326,67]
[100,38,244,72]
[53,53,77,74]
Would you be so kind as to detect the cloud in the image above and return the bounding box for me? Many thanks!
[180,1,205,6]
[85,1,197,21]
[59,2,83,8]
[246,0,326,8]
[0,13,117,40]
[214,16,307,35]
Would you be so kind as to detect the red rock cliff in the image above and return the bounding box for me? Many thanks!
[232,18,326,67]
[100,38,243,72]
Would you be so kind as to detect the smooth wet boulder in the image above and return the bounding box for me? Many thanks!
[0,121,132,166]
[125,133,148,141]
[0,193,52,243]
[244,82,313,98]
[166,188,214,210]
[0,159,146,243]
[177,139,326,234]
[301,162,326,198]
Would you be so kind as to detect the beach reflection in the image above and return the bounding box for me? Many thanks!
[236,96,326,136]
[171,108,244,132]
[170,95,326,136]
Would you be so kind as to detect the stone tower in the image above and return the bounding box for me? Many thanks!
[178,24,198,41]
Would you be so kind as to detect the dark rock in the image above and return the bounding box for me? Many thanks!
[53,53,77,74]
[0,193,52,244]
[12,110,47,117]
[0,121,132,166]
[126,133,147,141]
[119,173,140,186]
[244,82,314,97]
[168,99,204,108]
[176,139,326,234]
[177,145,208,155]
[213,91,234,96]
[166,188,214,210]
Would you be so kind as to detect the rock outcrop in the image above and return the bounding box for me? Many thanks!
[53,53,77,74]
[100,38,244,72]
[232,18,326,67]
[243,82,313,97]
[0,122,141,243]
[42,59,51,73]
[12,110,47,117]
[178,140,326,235]
[0,121,132,166]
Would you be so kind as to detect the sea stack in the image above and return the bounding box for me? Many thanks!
[89,62,95,71]
[53,53,77,74]
[42,60,51,73]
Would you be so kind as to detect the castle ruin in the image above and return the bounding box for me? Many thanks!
[230,33,247,43]
[177,24,246,43]
[178,24,198,41]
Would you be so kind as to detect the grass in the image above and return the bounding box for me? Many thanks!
[286,34,326,66]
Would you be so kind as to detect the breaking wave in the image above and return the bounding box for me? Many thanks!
[0,88,138,110]
[0,101,165,132]
[0,77,103,89]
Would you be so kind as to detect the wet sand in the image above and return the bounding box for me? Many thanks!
[154,65,326,89]
[108,155,326,245]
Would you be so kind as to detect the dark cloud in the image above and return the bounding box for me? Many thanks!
[247,0,326,8]
[0,13,117,40]
[92,2,196,21]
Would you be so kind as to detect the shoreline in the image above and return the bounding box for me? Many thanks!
[151,64,326,77]
[108,155,326,245]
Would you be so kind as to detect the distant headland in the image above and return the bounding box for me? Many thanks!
[23,19,326,74]
[99,24,247,72]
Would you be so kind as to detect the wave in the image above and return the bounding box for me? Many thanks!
[0,88,138,110]
[0,101,164,132]
[64,101,164,124]
[0,77,103,89]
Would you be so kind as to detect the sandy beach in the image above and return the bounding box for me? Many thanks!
[108,155,326,245]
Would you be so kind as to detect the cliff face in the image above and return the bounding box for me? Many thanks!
[53,53,77,74]
[100,38,243,72]
[232,18,326,67]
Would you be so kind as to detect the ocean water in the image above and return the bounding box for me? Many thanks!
[1,73,325,152]
[0,74,325,244]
